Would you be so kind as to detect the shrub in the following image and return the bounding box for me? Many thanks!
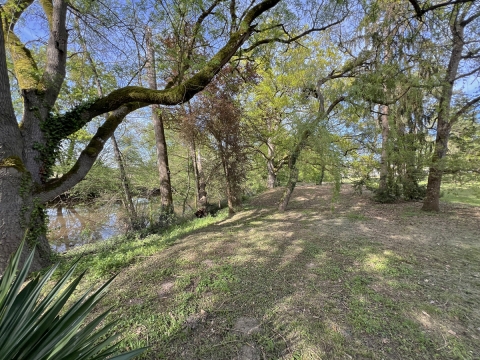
[0,240,146,360]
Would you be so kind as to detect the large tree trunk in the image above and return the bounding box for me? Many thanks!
[0,15,52,272]
[422,120,452,211]
[0,175,51,272]
[146,28,174,215]
[422,9,465,211]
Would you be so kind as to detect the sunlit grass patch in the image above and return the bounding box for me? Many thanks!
[346,212,369,221]
[363,251,414,277]
[440,180,480,206]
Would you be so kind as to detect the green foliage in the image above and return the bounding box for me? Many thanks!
[0,240,146,360]
[446,117,480,180]
[67,160,120,201]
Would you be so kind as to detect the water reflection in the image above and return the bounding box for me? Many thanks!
[47,204,127,253]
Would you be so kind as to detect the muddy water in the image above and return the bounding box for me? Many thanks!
[47,204,128,252]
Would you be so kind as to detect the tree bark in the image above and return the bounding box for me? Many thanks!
[422,6,467,211]
[378,104,390,192]
[146,28,174,215]
[277,130,312,211]
[191,142,208,210]
[278,156,299,211]
[266,138,277,188]
[0,12,51,272]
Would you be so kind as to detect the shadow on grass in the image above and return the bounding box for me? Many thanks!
[62,185,480,359]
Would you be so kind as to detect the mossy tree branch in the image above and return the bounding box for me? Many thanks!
[1,0,39,91]
[51,0,282,141]
[36,102,142,202]
[39,0,54,26]
[35,0,282,201]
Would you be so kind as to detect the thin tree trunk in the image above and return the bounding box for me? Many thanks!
[77,17,138,227]
[146,28,174,215]
[182,151,192,215]
[191,140,208,210]
[378,104,389,192]
[111,135,138,227]
[278,147,301,211]
[266,138,276,188]
[278,170,298,211]
[318,164,326,185]
[218,143,240,215]
[422,120,452,211]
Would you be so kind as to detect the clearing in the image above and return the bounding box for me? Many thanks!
[65,184,480,359]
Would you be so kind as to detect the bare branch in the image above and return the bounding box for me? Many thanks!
[165,0,223,88]
[242,16,346,53]
[408,0,475,18]
[461,9,480,25]
[454,65,480,81]
[453,94,480,118]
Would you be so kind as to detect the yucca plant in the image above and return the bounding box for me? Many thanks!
[0,240,147,360]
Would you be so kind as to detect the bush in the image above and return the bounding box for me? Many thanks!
[0,240,146,360]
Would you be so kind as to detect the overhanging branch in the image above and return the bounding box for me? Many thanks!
[53,0,282,140]
[36,102,142,202]
[242,16,346,53]
[408,0,475,18]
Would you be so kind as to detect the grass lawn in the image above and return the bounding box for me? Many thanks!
[440,181,480,207]
[57,185,480,359]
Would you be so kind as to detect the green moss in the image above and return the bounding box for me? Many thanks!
[0,156,27,172]
[85,146,98,157]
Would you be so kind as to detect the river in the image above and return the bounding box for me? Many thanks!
[47,203,128,253]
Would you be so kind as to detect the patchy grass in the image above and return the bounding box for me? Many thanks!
[440,181,480,207]
[57,184,480,359]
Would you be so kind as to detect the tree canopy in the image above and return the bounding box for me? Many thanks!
[1,0,480,273]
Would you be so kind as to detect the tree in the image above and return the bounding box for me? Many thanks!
[418,1,480,211]
[0,0,289,273]
[278,49,368,211]
[76,19,139,228]
[146,28,174,216]
[243,50,297,190]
